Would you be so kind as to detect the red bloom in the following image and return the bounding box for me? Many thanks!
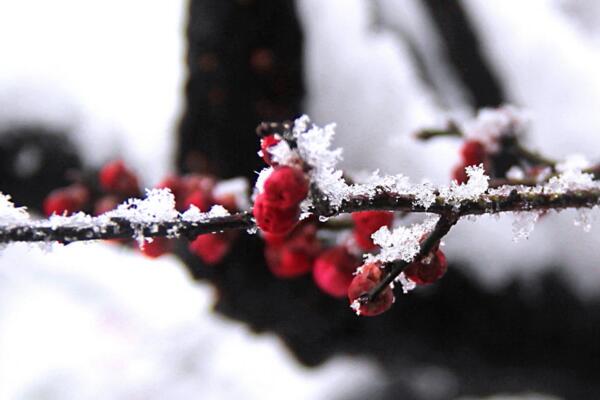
[99,160,139,196]
[347,263,394,317]
[313,246,360,298]
[260,134,281,166]
[263,166,308,208]
[253,193,299,235]
[404,249,447,285]
[189,233,230,265]
[352,211,394,251]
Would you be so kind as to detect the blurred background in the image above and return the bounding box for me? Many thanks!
[1,0,600,398]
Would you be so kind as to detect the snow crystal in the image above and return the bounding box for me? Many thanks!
[104,188,178,223]
[396,272,417,294]
[463,105,530,152]
[545,159,595,194]
[512,212,540,242]
[254,167,274,195]
[413,181,437,209]
[367,216,439,264]
[268,140,297,166]
[0,193,30,224]
[441,165,489,202]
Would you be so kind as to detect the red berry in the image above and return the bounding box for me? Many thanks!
[214,193,238,213]
[452,164,468,184]
[263,166,308,208]
[351,211,394,251]
[313,246,360,298]
[43,185,90,216]
[404,249,447,285]
[189,233,230,265]
[460,140,486,166]
[94,195,121,215]
[260,134,281,165]
[265,245,313,278]
[141,237,172,258]
[253,193,299,235]
[182,189,212,212]
[99,160,139,196]
[347,263,394,317]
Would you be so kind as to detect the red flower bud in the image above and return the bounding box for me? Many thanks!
[313,246,360,298]
[404,249,447,285]
[253,193,299,235]
[452,164,468,184]
[263,166,308,208]
[348,263,394,316]
[99,160,139,196]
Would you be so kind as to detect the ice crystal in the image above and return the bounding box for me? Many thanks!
[396,272,416,294]
[440,165,489,203]
[574,208,594,232]
[254,167,273,195]
[512,211,540,242]
[268,140,297,166]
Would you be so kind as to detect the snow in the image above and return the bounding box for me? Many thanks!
[0,193,30,224]
[462,105,530,153]
[0,243,382,400]
[367,216,439,265]
[396,271,417,294]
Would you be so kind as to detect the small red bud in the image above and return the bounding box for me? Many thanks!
[265,244,313,278]
[460,140,486,166]
[452,164,468,184]
[188,233,230,265]
[348,263,394,317]
[263,166,308,208]
[99,160,139,196]
[404,249,447,285]
[253,193,299,235]
[43,184,90,216]
[141,237,172,258]
[313,247,360,298]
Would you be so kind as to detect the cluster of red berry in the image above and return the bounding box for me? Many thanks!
[253,135,448,316]
[43,160,239,264]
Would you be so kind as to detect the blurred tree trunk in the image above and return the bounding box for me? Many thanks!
[177,0,304,179]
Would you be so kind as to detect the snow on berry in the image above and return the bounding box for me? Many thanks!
[462,105,529,153]
[313,246,361,298]
[352,211,394,251]
[259,134,282,165]
[348,262,394,317]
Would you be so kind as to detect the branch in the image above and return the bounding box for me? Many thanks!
[0,212,254,244]
[358,212,459,303]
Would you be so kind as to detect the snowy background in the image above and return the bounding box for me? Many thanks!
[2,0,600,399]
